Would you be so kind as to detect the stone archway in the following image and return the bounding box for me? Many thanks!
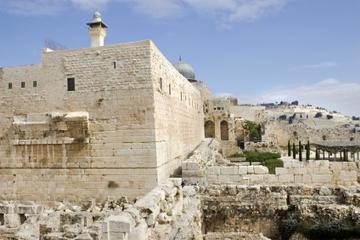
[205,121,215,138]
[220,120,229,141]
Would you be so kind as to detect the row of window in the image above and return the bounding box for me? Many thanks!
[8,81,37,89]
[159,77,200,110]
[7,78,74,91]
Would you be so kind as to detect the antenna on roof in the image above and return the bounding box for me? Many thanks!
[44,39,67,50]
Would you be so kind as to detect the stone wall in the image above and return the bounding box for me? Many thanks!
[202,184,360,239]
[150,42,204,183]
[182,140,360,187]
[184,160,359,186]
[0,40,203,201]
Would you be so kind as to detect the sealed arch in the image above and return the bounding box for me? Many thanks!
[221,120,229,141]
[205,121,215,138]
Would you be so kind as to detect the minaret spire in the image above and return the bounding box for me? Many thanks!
[87,12,108,47]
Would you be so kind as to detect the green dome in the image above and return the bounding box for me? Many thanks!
[174,60,196,81]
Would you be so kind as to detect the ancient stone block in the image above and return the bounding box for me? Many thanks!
[275,167,288,175]
[220,166,238,175]
[311,174,331,183]
[5,214,21,228]
[238,166,247,175]
[128,220,147,240]
[254,166,269,174]
[278,174,294,183]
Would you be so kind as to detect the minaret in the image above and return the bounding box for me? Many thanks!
[87,12,108,47]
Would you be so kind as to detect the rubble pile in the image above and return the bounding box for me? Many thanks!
[0,179,201,240]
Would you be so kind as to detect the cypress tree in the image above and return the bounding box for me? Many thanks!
[306,141,310,160]
[344,150,347,161]
[315,149,320,160]
[288,140,291,157]
[293,143,296,159]
[299,141,303,161]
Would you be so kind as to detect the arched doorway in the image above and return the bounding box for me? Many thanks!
[220,121,229,141]
[205,121,215,138]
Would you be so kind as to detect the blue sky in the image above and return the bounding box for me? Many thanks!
[0,0,359,116]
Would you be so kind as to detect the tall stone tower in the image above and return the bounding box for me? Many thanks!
[87,12,108,47]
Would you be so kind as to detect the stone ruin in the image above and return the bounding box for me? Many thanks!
[1,12,360,240]
[1,139,360,240]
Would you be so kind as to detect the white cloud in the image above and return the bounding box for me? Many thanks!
[129,0,182,18]
[71,0,110,10]
[290,62,340,71]
[0,0,110,15]
[0,0,288,24]
[239,79,360,116]
[0,0,67,16]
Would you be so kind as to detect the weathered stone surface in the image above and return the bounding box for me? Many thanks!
[0,39,204,202]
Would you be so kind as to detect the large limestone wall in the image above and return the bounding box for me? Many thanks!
[182,141,360,187]
[150,42,204,183]
[0,40,195,201]
[184,159,359,186]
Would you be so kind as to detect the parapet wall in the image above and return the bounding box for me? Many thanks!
[183,140,360,186]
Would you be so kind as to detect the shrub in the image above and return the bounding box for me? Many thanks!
[229,152,245,158]
[279,115,287,121]
[243,151,283,174]
[242,120,262,142]
[244,151,280,162]
[263,159,284,174]
[315,112,323,118]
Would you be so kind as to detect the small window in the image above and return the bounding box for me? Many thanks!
[8,83,12,89]
[159,78,163,90]
[33,81,37,87]
[180,92,183,101]
[168,84,171,95]
[21,82,25,88]
[67,78,75,91]
[113,61,117,69]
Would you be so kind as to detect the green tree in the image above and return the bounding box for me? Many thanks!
[242,120,262,142]
[288,140,291,157]
[315,149,320,160]
[306,141,310,160]
[299,141,303,161]
[292,143,296,159]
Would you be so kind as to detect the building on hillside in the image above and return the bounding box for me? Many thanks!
[0,12,204,201]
